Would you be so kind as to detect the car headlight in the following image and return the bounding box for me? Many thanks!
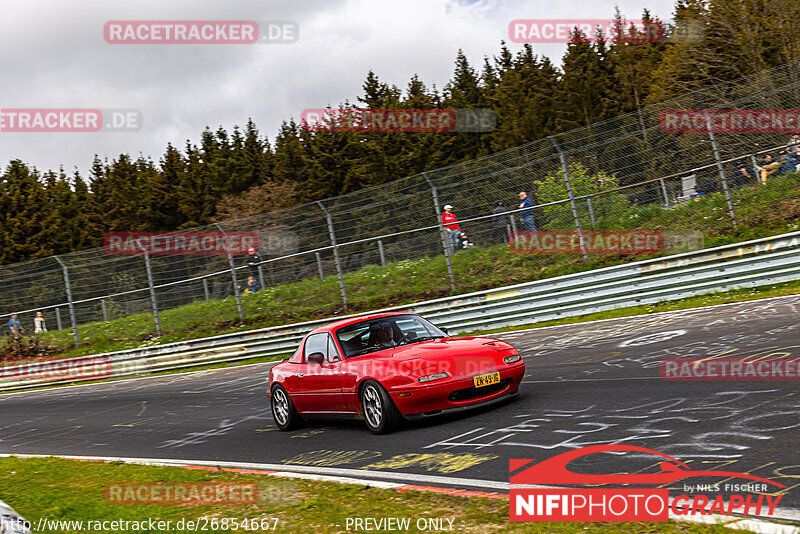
[504,354,522,364]
[418,372,449,383]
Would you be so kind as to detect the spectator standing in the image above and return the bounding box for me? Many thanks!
[8,314,23,338]
[34,312,47,334]
[245,247,261,279]
[441,205,461,253]
[518,192,536,231]
[492,201,511,243]
[788,133,800,151]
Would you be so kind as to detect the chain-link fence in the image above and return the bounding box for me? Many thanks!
[3,60,800,346]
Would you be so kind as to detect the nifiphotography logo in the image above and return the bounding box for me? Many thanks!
[510,445,786,522]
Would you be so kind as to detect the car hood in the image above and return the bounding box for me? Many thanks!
[391,337,516,379]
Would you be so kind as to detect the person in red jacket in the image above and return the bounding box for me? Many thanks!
[441,205,461,253]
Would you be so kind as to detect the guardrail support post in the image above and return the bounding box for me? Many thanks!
[55,307,62,331]
[316,201,348,311]
[423,172,457,291]
[202,278,210,302]
[378,239,386,267]
[54,256,79,347]
[548,137,589,262]
[214,223,244,321]
[144,252,162,335]
[101,299,108,322]
[315,252,324,279]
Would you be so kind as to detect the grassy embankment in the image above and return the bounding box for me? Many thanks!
[0,456,747,534]
[12,172,800,361]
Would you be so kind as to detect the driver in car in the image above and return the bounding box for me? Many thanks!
[371,322,396,348]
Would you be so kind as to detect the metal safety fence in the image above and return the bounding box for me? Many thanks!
[2,230,798,392]
[2,61,800,346]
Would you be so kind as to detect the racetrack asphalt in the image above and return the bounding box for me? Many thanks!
[2,295,800,518]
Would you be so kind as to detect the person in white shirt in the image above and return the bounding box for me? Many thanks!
[34,311,47,333]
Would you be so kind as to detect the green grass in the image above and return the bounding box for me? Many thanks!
[0,457,744,533]
[16,173,800,360]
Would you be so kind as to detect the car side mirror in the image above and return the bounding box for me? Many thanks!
[307,352,325,364]
[439,326,449,335]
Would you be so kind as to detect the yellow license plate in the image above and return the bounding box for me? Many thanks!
[473,371,500,388]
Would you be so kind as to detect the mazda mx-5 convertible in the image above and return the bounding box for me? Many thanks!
[268,312,525,434]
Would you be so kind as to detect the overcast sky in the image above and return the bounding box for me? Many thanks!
[0,0,675,177]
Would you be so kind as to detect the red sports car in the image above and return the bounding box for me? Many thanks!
[268,312,525,434]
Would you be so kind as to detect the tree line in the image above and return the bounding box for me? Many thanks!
[1,0,798,266]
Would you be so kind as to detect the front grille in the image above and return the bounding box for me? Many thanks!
[448,378,510,402]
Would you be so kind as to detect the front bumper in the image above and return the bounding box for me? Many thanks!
[390,362,525,416]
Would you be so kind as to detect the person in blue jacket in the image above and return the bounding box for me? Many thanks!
[518,191,536,231]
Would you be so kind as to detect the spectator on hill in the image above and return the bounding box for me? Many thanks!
[239,276,260,294]
[34,312,47,334]
[788,133,800,151]
[458,231,474,250]
[441,204,461,253]
[8,314,23,338]
[732,161,755,188]
[759,154,781,183]
[779,151,797,175]
[518,191,536,232]
[492,201,511,243]
[245,247,261,279]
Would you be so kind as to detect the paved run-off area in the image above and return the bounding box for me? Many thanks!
[2,295,800,521]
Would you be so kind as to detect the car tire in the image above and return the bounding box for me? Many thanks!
[271,384,304,431]
[360,380,400,434]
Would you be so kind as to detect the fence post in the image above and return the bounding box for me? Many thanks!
[377,240,386,267]
[315,252,324,279]
[316,200,348,311]
[750,154,760,185]
[586,197,597,228]
[101,299,108,322]
[422,172,457,291]
[659,178,669,205]
[548,137,589,262]
[695,97,737,227]
[144,252,162,335]
[257,265,266,291]
[202,278,210,302]
[213,223,244,321]
[55,307,62,331]
[54,256,79,347]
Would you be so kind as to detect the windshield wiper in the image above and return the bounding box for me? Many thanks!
[401,335,444,345]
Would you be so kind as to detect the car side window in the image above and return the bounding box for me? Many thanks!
[304,333,329,362]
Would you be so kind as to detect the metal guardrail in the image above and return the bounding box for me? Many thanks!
[2,231,799,392]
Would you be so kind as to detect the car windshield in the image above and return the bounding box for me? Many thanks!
[335,315,447,358]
